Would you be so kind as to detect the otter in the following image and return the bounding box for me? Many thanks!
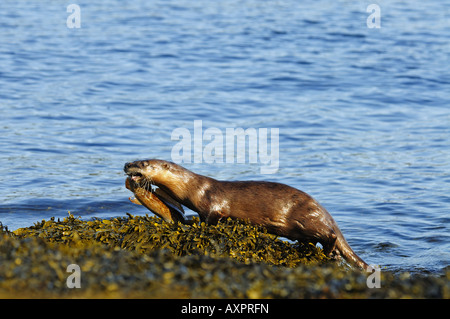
[124,159,369,270]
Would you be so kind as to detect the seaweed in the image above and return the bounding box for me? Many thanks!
[1,213,448,298]
[12,213,328,267]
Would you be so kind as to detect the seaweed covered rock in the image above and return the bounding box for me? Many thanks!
[12,213,329,267]
[1,214,448,298]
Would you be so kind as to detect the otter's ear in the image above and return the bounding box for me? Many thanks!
[162,162,170,170]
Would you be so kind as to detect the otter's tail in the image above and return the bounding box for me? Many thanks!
[335,231,369,271]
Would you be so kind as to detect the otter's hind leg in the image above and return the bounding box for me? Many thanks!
[321,231,338,258]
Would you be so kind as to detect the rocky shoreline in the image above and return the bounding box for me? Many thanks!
[0,214,448,298]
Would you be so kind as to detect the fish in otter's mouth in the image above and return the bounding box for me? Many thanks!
[124,163,157,194]
[124,162,187,224]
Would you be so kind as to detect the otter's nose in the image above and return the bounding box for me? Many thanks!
[124,162,133,172]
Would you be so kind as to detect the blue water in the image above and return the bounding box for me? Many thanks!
[1,0,449,274]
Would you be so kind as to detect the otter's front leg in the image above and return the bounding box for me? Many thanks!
[204,211,224,225]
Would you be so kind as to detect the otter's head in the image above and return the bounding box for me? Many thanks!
[124,159,190,194]
[124,159,200,203]
[124,159,170,185]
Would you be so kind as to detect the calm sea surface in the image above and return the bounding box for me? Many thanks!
[1,1,449,274]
